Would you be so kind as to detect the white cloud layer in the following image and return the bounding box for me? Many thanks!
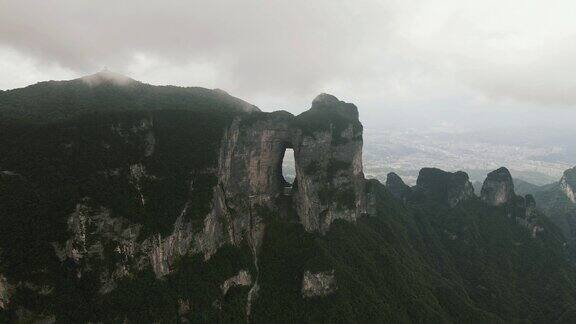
[1,0,576,128]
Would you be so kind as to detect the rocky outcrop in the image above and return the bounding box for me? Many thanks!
[416,168,475,207]
[0,274,10,310]
[302,270,337,298]
[560,167,576,203]
[53,199,145,292]
[293,94,366,233]
[203,93,367,261]
[221,270,252,296]
[144,212,195,277]
[481,167,515,206]
[386,172,410,201]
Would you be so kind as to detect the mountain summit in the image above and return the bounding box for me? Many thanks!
[0,72,259,122]
[481,167,515,206]
[80,69,137,86]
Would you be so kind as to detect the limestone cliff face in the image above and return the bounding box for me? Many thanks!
[301,270,336,298]
[294,94,366,233]
[0,274,9,310]
[54,199,146,293]
[560,167,576,204]
[221,270,252,296]
[481,167,515,206]
[204,93,367,259]
[416,168,475,207]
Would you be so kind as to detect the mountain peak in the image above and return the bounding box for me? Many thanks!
[560,166,576,203]
[310,93,359,120]
[312,93,339,106]
[80,69,136,86]
[481,167,515,206]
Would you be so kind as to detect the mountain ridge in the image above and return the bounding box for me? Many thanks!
[0,71,259,123]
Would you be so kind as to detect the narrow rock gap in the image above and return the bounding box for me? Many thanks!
[281,148,295,190]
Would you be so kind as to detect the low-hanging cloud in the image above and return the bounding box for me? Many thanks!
[1,0,576,112]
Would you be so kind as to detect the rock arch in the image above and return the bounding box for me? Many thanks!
[213,94,366,240]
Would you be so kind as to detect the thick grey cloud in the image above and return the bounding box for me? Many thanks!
[1,0,576,118]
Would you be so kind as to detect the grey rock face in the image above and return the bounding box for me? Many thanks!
[560,167,576,203]
[386,172,410,201]
[416,168,475,207]
[54,199,146,292]
[302,270,337,298]
[481,167,515,206]
[295,94,366,233]
[0,274,10,309]
[56,198,197,281]
[221,270,252,296]
[144,212,195,277]
[211,94,366,241]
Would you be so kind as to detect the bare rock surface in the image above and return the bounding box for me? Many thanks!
[0,274,10,310]
[221,270,252,296]
[481,167,515,206]
[302,270,336,298]
[560,167,576,203]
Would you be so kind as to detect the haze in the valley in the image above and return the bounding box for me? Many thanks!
[2,0,576,184]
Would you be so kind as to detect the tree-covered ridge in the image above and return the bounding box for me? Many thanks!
[0,71,258,123]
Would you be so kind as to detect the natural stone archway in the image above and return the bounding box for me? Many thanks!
[280,147,295,188]
[192,94,367,261]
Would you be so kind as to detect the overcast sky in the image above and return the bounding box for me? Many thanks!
[1,0,575,130]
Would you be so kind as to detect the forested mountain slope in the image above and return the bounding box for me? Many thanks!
[1,74,575,323]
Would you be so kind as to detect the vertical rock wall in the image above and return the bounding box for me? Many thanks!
[209,94,367,248]
[293,94,366,233]
[560,167,576,203]
[481,167,515,206]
